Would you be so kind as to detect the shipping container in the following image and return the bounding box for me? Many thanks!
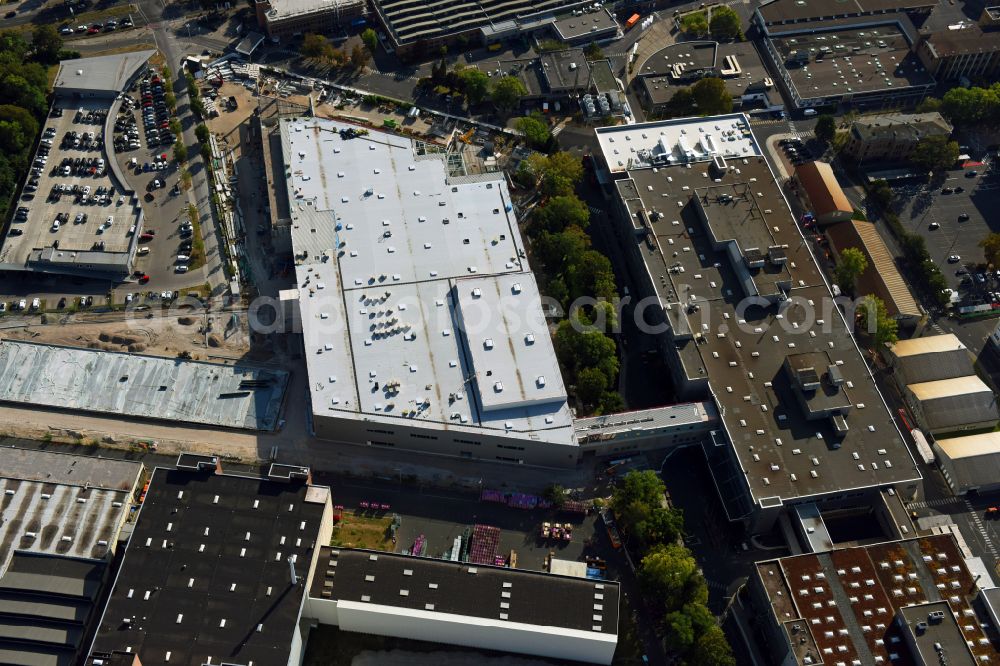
[625,13,640,29]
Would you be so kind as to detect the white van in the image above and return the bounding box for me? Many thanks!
[804,108,818,116]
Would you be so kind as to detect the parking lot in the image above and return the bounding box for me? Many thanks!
[0,99,141,277]
[109,70,201,302]
[896,162,1000,293]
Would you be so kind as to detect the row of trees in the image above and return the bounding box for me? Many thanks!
[865,179,949,306]
[679,6,743,40]
[421,59,527,111]
[0,27,70,221]
[612,472,735,666]
[917,83,1000,126]
[302,33,370,72]
[516,150,620,412]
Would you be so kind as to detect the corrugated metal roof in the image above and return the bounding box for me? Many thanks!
[890,334,966,357]
[0,340,288,431]
[794,161,853,217]
[907,375,992,401]
[934,432,1000,460]
[842,220,921,318]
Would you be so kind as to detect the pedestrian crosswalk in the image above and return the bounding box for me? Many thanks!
[965,499,1000,558]
[907,497,964,510]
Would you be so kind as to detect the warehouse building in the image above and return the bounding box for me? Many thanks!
[593,115,921,532]
[827,219,921,321]
[0,447,142,666]
[87,455,333,666]
[303,547,620,664]
[277,117,718,466]
[915,25,1000,81]
[0,339,289,431]
[52,50,154,99]
[903,375,999,435]
[634,41,782,116]
[750,533,998,666]
[792,161,854,225]
[934,432,1000,494]
[886,334,973,385]
[254,0,366,39]
[843,112,953,163]
[753,0,936,111]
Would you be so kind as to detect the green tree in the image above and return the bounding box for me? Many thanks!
[665,611,696,652]
[534,194,590,232]
[361,28,378,52]
[457,68,490,104]
[980,233,1000,267]
[534,151,584,197]
[169,117,182,136]
[515,113,551,149]
[584,41,604,60]
[536,225,590,266]
[164,91,177,111]
[195,124,210,144]
[690,77,732,115]
[350,44,369,70]
[867,179,893,211]
[31,25,62,64]
[490,75,527,113]
[554,322,618,383]
[814,114,836,143]
[834,247,869,294]
[912,135,959,172]
[173,141,188,163]
[302,33,329,59]
[613,470,666,514]
[568,249,616,301]
[689,625,736,666]
[941,85,1000,124]
[576,366,609,407]
[916,96,942,113]
[709,6,742,40]
[681,12,709,36]
[856,295,898,347]
[639,543,702,610]
[599,391,624,414]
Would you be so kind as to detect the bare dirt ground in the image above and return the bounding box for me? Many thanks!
[1,310,254,361]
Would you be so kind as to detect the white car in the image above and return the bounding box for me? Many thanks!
[176,254,190,263]
[17,299,26,310]
[106,216,114,226]
[51,220,60,231]
[137,247,150,256]
[30,298,39,310]
[129,224,136,235]
[947,255,961,263]
[175,265,189,273]
[118,196,124,205]
[0,302,6,313]
[125,293,133,303]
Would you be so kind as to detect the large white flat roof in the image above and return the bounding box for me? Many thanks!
[595,113,759,173]
[282,118,573,445]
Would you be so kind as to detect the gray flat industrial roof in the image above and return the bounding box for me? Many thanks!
[312,547,620,635]
[90,465,330,666]
[769,24,934,101]
[0,552,107,666]
[0,339,289,431]
[756,0,934,26]
[263,0,362,21]
[539,49,591,93]
[598,115,920,506]
[0,448,138,573]
[54,51,154,95]
[281,117,574,445]
[1,446,140,492]
[899,602,978,665]
[551,8,618,41]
